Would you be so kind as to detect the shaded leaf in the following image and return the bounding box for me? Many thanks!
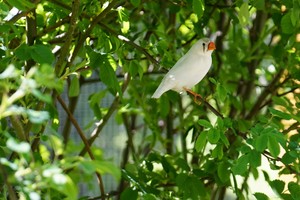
[195,131,208,152]
[254,192,269,200]
[269,107,292,120]
[232,154,249,175]
[193,0,205,19]
[270,179,285,194]
[207,129,220,144]
[130,0,140,7]
[281,12,295,34]
[30,44,55,64]
[217,161,230,183]
[6,0,35,11]
[255,134,268,152]
[267,136,280,157]
[288,182,300,200]
[68,75,80,97]
[120,188,138,200]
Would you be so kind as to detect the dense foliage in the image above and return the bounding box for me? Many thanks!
[0,0,299,199]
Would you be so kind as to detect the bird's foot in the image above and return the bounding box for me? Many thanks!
[183,88,203,105]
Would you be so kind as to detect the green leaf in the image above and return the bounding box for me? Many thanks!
[253,0,265,10]
[195,131,208,152]
[288,182,300,200]
[220,131,230,148]
[270,179,285,194]
[121,188,138,200]
[68,75,80,97]
[130,0,140,7]
[0,64,20,79]
[269,107,292,120]
[198,119,213,128]
[216,84,227,101]
[249,150,261,168]
[281,12,295,34]
[291,8,300,27]
[31,89,52,103]
[176,173,206,199]
[50,175,78,200]
[15,44,31,60]
[81,160,121,181]
[27,110,50,124]
[90,53,121,95]
[281,152,296,165]
[212,144,223,159]
[232,154,249,175]
[255,134,268,152]
[6,138,30,153]
[267,136,280,157]
[254,192,269,200]
[207,129,220,144]
[6,0,35,11]
[30,44,55,64]
[193,0,205,19]
[159,95,170,117]
[142,194,157,200]
[217,161,230,183]
[238,2,250,27]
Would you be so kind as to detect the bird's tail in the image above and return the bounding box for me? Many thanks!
[151,84,166,98]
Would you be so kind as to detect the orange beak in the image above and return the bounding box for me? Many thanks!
[208,42,216,50]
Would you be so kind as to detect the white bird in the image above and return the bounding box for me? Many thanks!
[151,38,216,99]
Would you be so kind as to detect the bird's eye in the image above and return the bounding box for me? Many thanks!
[202,43,205,47]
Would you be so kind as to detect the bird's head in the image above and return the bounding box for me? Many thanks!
[192,38,216,55]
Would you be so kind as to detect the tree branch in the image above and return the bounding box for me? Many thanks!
[57,95,105,198]
[55,0,80,76]
[79,73,131,156]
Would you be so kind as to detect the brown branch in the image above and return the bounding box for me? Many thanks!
[186,90,224,119]
[9,115,27,141]
[25,4,37,72]
[54,0,80,76]
[57,95,105,198]
[0,163,18,200]
[79,73,131,156]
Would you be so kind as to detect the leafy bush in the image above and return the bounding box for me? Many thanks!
[0,0,299,199]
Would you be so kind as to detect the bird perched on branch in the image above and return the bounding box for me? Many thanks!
[152,38,216,99]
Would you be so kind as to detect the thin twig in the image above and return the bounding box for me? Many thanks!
[57,95,105,198]
[186,90,224,119]
[79,73,131,156]
[54,0,80,76]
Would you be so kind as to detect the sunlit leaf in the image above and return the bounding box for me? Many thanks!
[68,74,80,97]
[27,109,50,123]
[6,138,30,153]
[288,182,300,200]
[238,2,250,27]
